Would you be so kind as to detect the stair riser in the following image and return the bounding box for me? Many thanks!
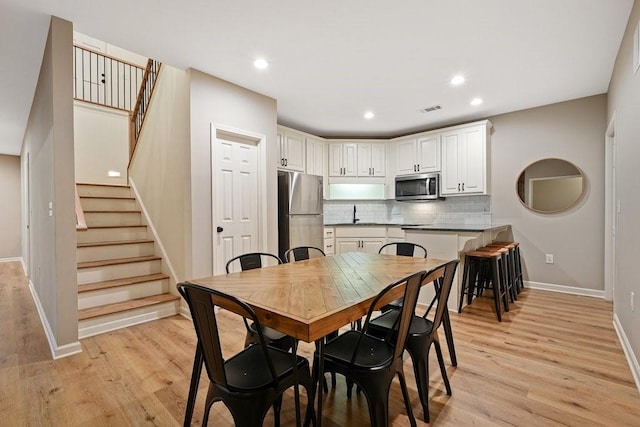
[78,300,179,339]
[80,198,138,211]
[77,260,161,284]
[77,242,155,263]
[77,227,148,244]
[77,185,131,198]
[78,279,169,310]
[84,212,142,227]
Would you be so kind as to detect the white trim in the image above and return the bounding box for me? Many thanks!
[79,302,178,339]
[524,280,605,298]
[128,178,180,290]
[0,257,23,263]
[604,112,617,302]
[613,313,640,393]
[28,280,82,359]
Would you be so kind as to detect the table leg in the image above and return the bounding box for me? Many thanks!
[184,344,203,427]
[305,338,325,427]
[291,340,301,427]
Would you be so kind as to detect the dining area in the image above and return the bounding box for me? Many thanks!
[179,247,458,427]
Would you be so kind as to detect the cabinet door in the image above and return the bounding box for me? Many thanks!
[370,144,385,176]
[277,131,286,168]
[460,126,485,193]
[328,143,343,176]
[335,238,359,253]
[440,130,461,195]
[306,137,325,176]
[357,144,373,176]
[417,135,440,172]
[283,133,305,172]
[396,139,417,175]
[362,239,385,254]
[342,143,358,176]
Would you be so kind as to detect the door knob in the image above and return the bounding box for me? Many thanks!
[216,226,223,233]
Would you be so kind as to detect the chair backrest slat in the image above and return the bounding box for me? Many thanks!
[430,260,459,330]
[225,252,282,273]
[284,246,326,263]
[378,242,427,258]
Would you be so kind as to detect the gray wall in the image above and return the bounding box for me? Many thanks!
[188,70,278,278]
[20,16,78,350]
[0,155,21,259]
[607,0,640,377]
[490,94,607,291]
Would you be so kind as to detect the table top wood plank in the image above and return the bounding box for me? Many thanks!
[188,253,448,342]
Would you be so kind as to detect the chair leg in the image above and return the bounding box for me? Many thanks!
[273,396,282,426]
[408,344,431,423]
[433,339,452,395]
[396,369,417,427]
[359,376,392,427]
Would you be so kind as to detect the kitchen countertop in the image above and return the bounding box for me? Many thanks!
[324,222,510,232]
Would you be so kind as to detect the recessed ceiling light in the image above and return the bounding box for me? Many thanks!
[470,98,483,106]
[253,58,268,69]
[450,75,465,85]
[364,111,375,120]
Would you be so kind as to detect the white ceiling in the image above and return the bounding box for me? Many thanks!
[0,0,633,155]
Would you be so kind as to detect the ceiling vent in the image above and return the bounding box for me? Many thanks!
[419,105,442,113]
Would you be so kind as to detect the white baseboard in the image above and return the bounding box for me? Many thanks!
[28,280,82,359]
[524,280,605,298]
[78,303,178,339]
[0,256,23,263]
[613,313,640,393]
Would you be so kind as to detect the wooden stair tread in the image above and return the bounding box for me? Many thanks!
[77,239,154,248]
[83,210,141,213]
[78,293,179,320]
[80,195,136,200]
[85,225,147,229]
[78,273,170,293]
[77,183,130,188]
[78,255,161,269]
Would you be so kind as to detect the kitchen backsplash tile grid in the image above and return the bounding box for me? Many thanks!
[324,196,491,225]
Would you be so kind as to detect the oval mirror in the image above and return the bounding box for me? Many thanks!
[516,158,585,213]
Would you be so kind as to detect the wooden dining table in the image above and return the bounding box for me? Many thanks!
[183,252,450,426]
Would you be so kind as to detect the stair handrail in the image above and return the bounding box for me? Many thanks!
[75,186,87,231]
[129,58,162,160]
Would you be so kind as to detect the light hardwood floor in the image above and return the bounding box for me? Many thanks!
[1,261,639,426]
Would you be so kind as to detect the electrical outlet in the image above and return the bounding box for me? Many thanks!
[545,254,554,264]
[632,292,635,312]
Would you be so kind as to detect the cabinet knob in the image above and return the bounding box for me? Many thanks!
[458,183,461,191]
[417,164,420,171]
[462,182,465,191]
[284,158,288,167]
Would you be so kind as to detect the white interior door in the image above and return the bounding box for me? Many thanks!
[213,131,259,275]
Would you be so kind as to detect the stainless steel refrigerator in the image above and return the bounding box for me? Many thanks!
[278,171,324,261]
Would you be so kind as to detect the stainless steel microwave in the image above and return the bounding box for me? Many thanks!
[395,173,441,201]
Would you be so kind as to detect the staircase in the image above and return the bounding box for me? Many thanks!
[76,183,179,338]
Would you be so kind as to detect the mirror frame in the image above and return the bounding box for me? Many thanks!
[516,158,586,214]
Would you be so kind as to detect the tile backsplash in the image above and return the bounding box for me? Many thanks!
[324,196,491,225]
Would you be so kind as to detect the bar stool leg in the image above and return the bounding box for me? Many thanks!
[489,258,503,322]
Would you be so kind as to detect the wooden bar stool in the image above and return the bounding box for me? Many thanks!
[483,243,518,302]
[459,249,509,321]
[491,241,523,293]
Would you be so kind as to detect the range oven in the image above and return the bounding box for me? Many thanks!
[395,173,441,201]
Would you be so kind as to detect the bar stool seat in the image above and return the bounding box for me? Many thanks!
[480,244,517,303]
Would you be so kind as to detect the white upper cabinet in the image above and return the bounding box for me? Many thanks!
[277,128,305,172]
[357,143,385,177]
[440,121,491,196]
[306,136,326,177]
[396,133,440,175]
[328,143,358,177]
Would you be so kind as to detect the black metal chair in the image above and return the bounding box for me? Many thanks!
[225,253,294,351]
[309,270,426,427]
[177,282,314,426]
[368,260,459,423]
[284,246,326,263]
[377,242,427,313]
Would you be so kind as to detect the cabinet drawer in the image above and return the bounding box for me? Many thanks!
[335,226,386,238]
[323,227,335,239]
[324,238,335,254]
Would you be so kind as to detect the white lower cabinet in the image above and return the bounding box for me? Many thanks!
[334,227,386,254]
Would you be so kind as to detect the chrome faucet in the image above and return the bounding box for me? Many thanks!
[353,205,359,224]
